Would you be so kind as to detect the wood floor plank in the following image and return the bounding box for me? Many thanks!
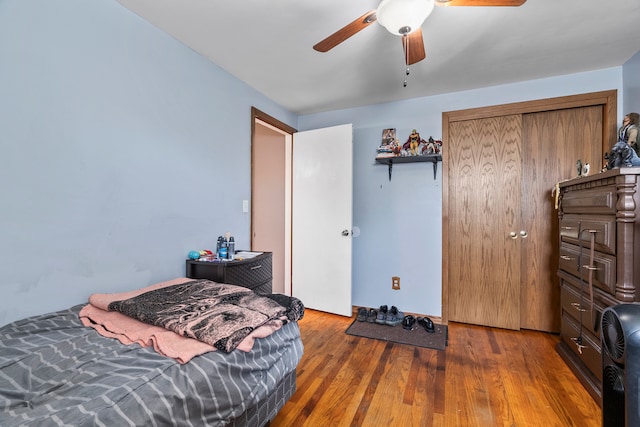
[271,309,601,427]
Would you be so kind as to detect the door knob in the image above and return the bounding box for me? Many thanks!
[341,229,350,236]
[520,230,528,238]
[509,232,518,239]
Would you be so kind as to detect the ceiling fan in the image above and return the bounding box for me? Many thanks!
[313,0,527,66]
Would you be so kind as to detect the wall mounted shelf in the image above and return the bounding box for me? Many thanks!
[375,154,442,181]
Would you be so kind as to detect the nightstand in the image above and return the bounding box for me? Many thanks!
[185,252,272,294]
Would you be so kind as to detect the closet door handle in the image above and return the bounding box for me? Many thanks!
[509,232,518,239]
[520,230,528,238]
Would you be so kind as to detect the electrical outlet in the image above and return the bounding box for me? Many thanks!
[392,276,400,290]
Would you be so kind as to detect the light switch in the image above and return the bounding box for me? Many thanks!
[242,200,249,213]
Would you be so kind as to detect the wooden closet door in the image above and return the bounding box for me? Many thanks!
[520,106,603,331]
[448,115,523,330]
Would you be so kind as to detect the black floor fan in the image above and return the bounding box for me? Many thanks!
[601,303,640,427]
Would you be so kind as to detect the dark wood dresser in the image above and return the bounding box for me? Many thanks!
[185,252,272,294]
[557,168,640,404]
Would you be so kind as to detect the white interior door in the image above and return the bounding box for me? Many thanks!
[292,124,353,316]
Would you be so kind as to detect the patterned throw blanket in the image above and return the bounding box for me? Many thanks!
[107,280,304,353]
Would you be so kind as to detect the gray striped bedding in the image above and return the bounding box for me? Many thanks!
[0,304,303,426]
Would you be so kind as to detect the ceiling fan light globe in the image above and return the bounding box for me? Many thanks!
[377,0,435,36]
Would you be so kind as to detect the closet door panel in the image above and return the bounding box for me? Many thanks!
[520,106,603,331]
[448,115,523,330]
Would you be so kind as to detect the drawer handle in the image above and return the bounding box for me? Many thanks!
[250,265,263,270]
[581,265,598,271]
[570,336,586,354]
[570,302,586,312]
[561,226,575,230]
[560,255,573,261]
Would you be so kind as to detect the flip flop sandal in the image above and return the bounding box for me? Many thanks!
[356,307,368,322]
[402,315,416,330]
[417,316,435,333]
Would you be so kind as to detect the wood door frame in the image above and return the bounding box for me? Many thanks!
[441,90,617,325]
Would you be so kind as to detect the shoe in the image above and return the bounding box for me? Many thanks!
[385,306,404,326]
[367,308,378,323]
[375,305,388,324]
[402,315,416,330]
[356,307,368,322]
[417,317,435,333]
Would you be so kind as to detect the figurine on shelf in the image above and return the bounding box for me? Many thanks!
[391,140,401,155]
[403,129,424,156]
[421,136,442,155]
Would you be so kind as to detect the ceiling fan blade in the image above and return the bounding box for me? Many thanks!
[435,0,526,6]
[313,10,377,53]
[402,29,426,65]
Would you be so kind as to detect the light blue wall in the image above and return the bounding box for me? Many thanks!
[1,0,636,325]
[0,0,296,324]
[299,68,624,318]
[623,50,640,114]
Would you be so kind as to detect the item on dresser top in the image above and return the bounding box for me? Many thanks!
[228,236,235,259]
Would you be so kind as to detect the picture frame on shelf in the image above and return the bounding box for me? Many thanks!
[381,128,396,146]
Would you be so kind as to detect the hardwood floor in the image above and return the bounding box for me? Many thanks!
[271,309,601,427]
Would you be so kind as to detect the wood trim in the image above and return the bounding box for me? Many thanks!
[441,90,618,325]
[443,90,617,153]
[251,107,297,135]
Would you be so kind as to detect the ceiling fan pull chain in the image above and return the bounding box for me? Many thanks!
[403,34,410,87]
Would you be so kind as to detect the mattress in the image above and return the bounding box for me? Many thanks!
[0,304,303,426]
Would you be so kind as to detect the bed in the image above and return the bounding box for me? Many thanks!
[0,278,304,426]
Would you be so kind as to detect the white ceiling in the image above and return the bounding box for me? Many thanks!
[115,0,640,115]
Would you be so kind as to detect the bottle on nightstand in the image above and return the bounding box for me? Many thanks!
[228,237,235,260]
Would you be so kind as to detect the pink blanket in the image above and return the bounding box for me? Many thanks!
[79,277,283,364]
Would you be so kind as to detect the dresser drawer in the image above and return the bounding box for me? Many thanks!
[224,254,273,289]
[559,214,616,255]
[560,186,617,215]
[559,242,616,294]
[561,312,602,383]
[560,280,603,339]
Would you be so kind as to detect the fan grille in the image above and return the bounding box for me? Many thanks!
[602,309,625,363]
[603,365,625,394]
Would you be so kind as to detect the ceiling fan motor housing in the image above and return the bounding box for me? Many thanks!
[376,0,436,35]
